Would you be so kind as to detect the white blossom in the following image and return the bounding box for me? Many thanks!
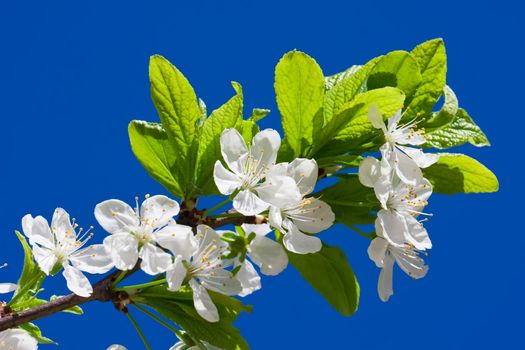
[368,104,439,185]
[165,225,241,323]
[0,263,17,295]
[260,159,335,254]
[107,345,127,350]
[95,195,192,275]
[0,329,38,350]
[171,340,223,350]
[22,209,113,297]
[368,236,428,302]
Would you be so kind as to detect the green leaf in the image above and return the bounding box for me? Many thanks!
[424,85,457,130]
[133,285,251,350]
[149,55,201,159]
[275,51,325,157]
[235,120,259,145]
[9,232,46,308]
[425,108,490,149]
[316,87,405,156]
[323,57,381,124]
[404,38,447,121]
[248,108,270,122]
[286,243,360,316]
[324,65,362,90]
[317,174,378,225]
[128,121,184,197]
[19,323,56,345]
[423,153,498,194]
[194,83,244,195]
[366,51,421,98]
[316,154,362,168]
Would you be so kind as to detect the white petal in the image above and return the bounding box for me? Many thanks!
[0,329,38,350]
[166,256,187,292]
[399,145,439,168]
[375,210,408,246]
[213,161,242,195]
[373,176,392,210]
[241,223,272,237]
[63,264,93,297]
[289,198,334,234]
[358,157,382,188]
[368,103,387,131]
[33,245,58,275]
[378,254,395,302]
[140,195,180,228]
[236,260,261,297]
[189,279,219,322]
[139,243,172,275]
[393,148,423,185]
[155,224,198,259]
[220,128,249,175]
[233,189,269,216]
[386,109,402,131]
[51,208,75,245]
[367,237,389,268]
[404,215,432,250]
[29,216,54,249]
[107,345,128,350]
[103,234,139,271]
[70,244,114,274]
[200,269,242,296]
[95,199,139,234]
[282,223,322,254]
[249,236,288,275]
[21,214,34,239]
[286,158,318,196]
[257,176,302,209]
[0,283,17,294]
[266,162,288,178]
[250,129,281,176]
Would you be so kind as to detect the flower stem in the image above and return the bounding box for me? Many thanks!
[114,278,167,292]
[348,224,374,240]
[207,211,244,219]
[206,197,232,215]
[133,303,184,338]
[126,310,152,350]
[112,270,128,287]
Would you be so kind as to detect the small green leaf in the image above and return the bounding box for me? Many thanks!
[404,38,447,121]
[286,242,360,316]
[424,85,458,130]
[316,154,362,168]
[235,120,259,145]
[248,108,270,122]
[9,232,46,308]
[19,323,56,345]
[324,65,362,90]
[425,108,490,149]
[194,83,244,195]
[128,121,184,198]
[275,50,325,157]
[423,153,498,194]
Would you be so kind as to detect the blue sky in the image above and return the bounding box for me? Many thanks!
[0,0,522,349]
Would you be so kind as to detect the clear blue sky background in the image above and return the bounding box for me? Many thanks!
[0,1,522,349]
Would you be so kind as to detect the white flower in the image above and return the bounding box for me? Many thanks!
[260,159,335,254]
[0,329,38,350]
[95,195,192,275]
[21,209,113,297]
[368,236,428,302]
[359,157,433,250]
[213,128,283,216]
[368,104,439,185]
[165,225,241,323]
[171,340,223,350]
[0,263,17,295]
[107,345,127,350]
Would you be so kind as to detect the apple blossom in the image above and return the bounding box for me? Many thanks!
[0,329,38,350]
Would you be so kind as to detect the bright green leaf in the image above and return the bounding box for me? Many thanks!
[248,108,270,122]
[324,65,362,90]
[423,153,498,194]
[275,51,325,157]
[128,121,184,198]
[424,85,458,130]
[286,242,360,316]
[19,323,56,345]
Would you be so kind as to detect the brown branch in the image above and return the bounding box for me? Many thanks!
[207,214,266,228]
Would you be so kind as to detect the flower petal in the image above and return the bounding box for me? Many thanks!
[397,145,439,168]
[241,223,272,237]
[220,128,249,176]
[233,189,269,216]
[0,329,38,350]
[367,237,389,268]
[391,246,429,280]
[140,195,180,229]
[373,176,392,210]
[213,160,242,195]
[189,279,219,322]
[286,158,318,196]
[404,215,432,250]
[282,223,322,254]
[103,234,139,271]
[250,129,281,176]
[21,214,34,238]
[33,244,57,275]
[289,198,335,234]
[249,236,288,275]
[378,254,395,302]
[375,210,408,246]
[51,208,75,245]
[139,242,172,275]
[257,175,302,209]
[393,148,423,185]
[358,157,382,188]
[63,264,93,297]
[70,244,114,274]
[236,260,261,297]
[268,206,284,231]
[0,283,17,294]
[386,109,402,131]
[29,216,54,249]
[368,104,387,131]
[200,269,242,296]
[95,199,139,234]
[166,256,187,292]
[155,224,198,259]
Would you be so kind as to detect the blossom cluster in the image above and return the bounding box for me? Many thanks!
[359,105,439,301]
